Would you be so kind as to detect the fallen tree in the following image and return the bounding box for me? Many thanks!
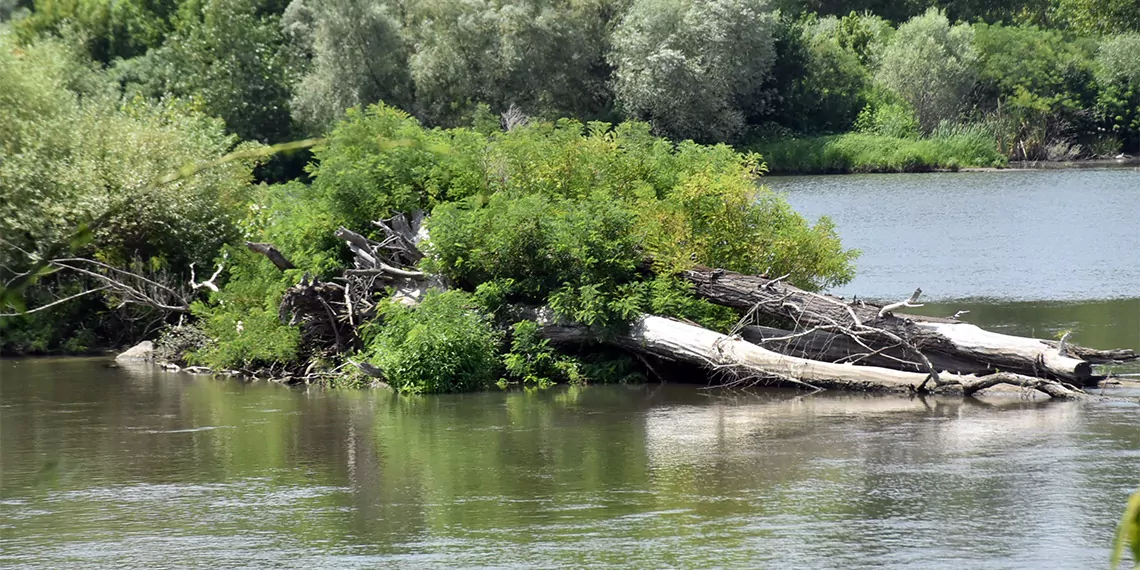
[680,268,1133,385]
[242,217,1134,400]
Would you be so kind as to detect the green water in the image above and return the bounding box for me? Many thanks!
[1,358,1138,569]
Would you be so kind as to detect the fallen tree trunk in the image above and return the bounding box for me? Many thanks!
[741,325,991,375]
[539,313,1090,400]
[681,268,1131,384]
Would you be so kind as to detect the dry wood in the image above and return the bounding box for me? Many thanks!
[245,242,296,271]
[682,268,1109,383]
[539,313,1089,399]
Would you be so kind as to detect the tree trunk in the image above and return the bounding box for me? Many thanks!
[539,314,1089,400]
[681,268,1130,384]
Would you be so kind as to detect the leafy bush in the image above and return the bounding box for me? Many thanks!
[875,8,977,133]
[358,291,503,393]
[188,246,301,370]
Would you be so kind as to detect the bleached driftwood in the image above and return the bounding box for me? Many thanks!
[540,314,1089,400]
[681,268,1127,384]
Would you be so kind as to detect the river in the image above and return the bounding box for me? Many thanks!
[2,168,1139,568]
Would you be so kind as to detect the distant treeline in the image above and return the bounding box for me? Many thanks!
[3,0,1138,162]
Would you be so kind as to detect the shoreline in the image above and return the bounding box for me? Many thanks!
[763,157,1140,177]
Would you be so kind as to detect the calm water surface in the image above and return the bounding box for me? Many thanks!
[1,359,1138,569]
[3,168,1139,568]
[767,168,1140,302]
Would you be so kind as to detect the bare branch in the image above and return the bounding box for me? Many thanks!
[0,286,111,317]
[878,288,924,318]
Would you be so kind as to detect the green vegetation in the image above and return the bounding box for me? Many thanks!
[752,130,1006,174]
[4,0,1139,385]
[1113,489,1140,570]
[191,105,853,392]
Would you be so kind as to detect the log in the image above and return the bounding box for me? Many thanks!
[682,268,1110,384]
[741,325,992,375]
[539,313,1089,400]
[245,242,295,271]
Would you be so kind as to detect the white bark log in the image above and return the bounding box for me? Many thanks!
[915,322,1091,381]
[542,314,1088,399]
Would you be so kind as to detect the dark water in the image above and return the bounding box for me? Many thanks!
[1,359,1138,569]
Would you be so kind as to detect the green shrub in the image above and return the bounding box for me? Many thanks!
[358,291,503,394]
[188,246,300,370]
[751,131,1005,174]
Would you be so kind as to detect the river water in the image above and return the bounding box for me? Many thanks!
[2,168,1139,568]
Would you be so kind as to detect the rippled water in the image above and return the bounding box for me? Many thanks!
[767,168,1140,302]
[3,168,1139,568]
[1,359,1138,569]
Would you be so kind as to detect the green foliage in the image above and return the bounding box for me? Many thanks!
[119,0,297,143]
[503,320,584,387]
[1094,33,1140,152]
[763,15,873,134]
[1053,0,1140,35]
[284,0,412,134]
[0,29,253,272]
[188,245,300,369]
[307,105,488,233]
[15,0,177,62]
[1112,489,1140,570]
[609,0,777,142]
[751,131,1006,173]
[359,291,503,393]
[407,0,613,127]
[875,8,977,133]
[853,96,921,139]
[972,22,1098,158]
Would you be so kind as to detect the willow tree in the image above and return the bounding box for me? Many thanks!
[406,0,613,126]
[609,0,778,142]
[283,0,412,134]
[875,8,977,133]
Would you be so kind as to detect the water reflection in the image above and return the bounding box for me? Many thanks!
[2,359,1137,569]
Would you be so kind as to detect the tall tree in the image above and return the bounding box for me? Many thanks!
[609,0,777,142]
[407,0,614,127]
[875,8,976,133]
[284,0,412,134]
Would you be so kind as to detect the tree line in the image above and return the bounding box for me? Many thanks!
[1,0,1139,358]
[4,0,1138,158]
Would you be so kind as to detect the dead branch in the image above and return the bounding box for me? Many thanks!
[878,288,924,317]
[245,242,295,271]
[189,262,224,292]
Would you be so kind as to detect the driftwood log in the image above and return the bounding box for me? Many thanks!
[539,314,1090,399]
[681,268,1135,385]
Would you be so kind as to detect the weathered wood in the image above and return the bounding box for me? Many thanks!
[682,268,1103,384]
[245,242,295,271]
[539,313,1088,399]
[741,325,993,375]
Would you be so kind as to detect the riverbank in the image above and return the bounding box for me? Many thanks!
[748,132,1008,174]
[749,132,1140,175]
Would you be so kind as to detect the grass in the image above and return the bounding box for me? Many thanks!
[748,131,1008,174]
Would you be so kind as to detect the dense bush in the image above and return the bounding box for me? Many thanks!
[875,9,977,133]
[187,246,301,370]
[358,291,504,393]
